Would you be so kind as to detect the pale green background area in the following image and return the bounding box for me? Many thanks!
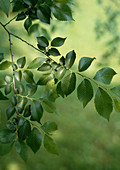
[0,0,120,170]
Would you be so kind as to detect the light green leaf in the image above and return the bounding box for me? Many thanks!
[114,98,120,112]
[51,37,66,47]
[94,67,116,85]
[65,50,76,68]
[0,0,10,16]
[61,73,76,96]
[15,71,22,82]
[56,67,66,80]
[94,87,113,120]
[44,135,58,155]
[0,61,13,70]
[26,128,42,153]
[77,79,93,108]
[78,57,95,72]
[27,57,46,69]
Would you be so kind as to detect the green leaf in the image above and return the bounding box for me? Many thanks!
[0,129,16,144]
[15,71,22,82]
[5,84,12,95]
[0,60,13,70]
[59,56,65,65]
[41,121,58,134]
[12,64,18,71]
[23,105,31,117]
[42,100,56,113]
[6,106,16,120]
[0,53,4,62]
[51,37,66,47]
[26,128,42,153]
[37,36,49,47]
[113,98,120,112]
[37,6,51,24]
[78,57,95,72]
[0,91,8,100]
[94,67,116,85]
[26,84,37,96]
[6,120,16,131]
[18,84,25,95]
[77,79,93,108]
[16,12,26,21]
[44,135,58,155]
[65,50,76,68]
[18,120,31,141]
[0,80,7,88]
[24,18,32,31]
[0,0,10,16]
[23,70,35,84]
[23,0,38,6]
[94,87,113,120]
[56,82,64,98]
[51,3,74,21]
[37,63,52,71]
[5,75,12,83]
[27,57,46,69]
[37,73,54,85]
[16,140,28,162]
[17,57,26,68]
[31,101,43,123]
[0,143,13,156]
[111,86,120,97]
[17,98,28,113]
[11,95,17,106]
[56,67,66,80]
[61,73,76,96]
[48,48,60,56]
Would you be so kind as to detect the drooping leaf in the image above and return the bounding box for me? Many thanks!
[24,18,32,31]
[94,87,113,120]
[44,135,58,155]
[37,73,54,85]
[61,73,76,96]
[17,98,28,113]
[16,140,28,162]
[51,37,66,47]
[56,67,66,80]
[42,100,56,113]
[48,48,60,56]
[78,57,95,72]
[41,121,58,134]
[18,120,31,141]
[11,95,17,106]
[15,71,22,82]
[37,36,49,47]
[59,56,65,65]
[37,63,52,71]
[0,129,16,144]
[0,61,13,70]
[111,86,120,97]
[26,84,37,96]
[65,50,76,68]
[51,3,74,21]
[0,53,4,62]
[5,84,12,95]
[6,106,16,120]
[27,57,46,69]
[0,142,13,156]
[37,6,51,24]
[31,101,43,123]
[17,57,26,68]
[26,128,42,153]
[23,70,35,84]
[94,67,116,85]
[23,105,31,117]
[0,0,10,16]
[56,81,64,98]
[16,12,26,21]
[77,79,93,108]
[18,84,25,95]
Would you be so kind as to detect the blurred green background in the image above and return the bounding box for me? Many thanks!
[1,0,120,170]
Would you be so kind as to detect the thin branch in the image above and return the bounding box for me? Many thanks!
[4,15,17,27]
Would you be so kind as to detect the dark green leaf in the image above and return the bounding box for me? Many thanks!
[5,84,12,95]
[11,95,17,106]
[61,73,76,96]
[12,0,25,12]
[6,120,16,131]
[24,18,32,31]
[94,67,116,85]
[0,53,4,62]
[51,3,74,21]
[37,6,51,24]
[51,37,66,47]
[41,121,58,134]
[42,100,56,113]
[17,57,26,68]
[65,50,76,68]
[31,101,43,123]
[59,56,65,65]
[56,82,64,98]
[16,12,26,21]
[37,36,49,47]
[23,0,37,6]
[27,57,46,69]
[94,87,113,120]
[0,129,16,144]
[23,70,35,84]
[37,73,54,85]
[37,63,51,71]
[17,97,28,113]
[48,48,60,56]
[26,84,37,96]
[12,64,18,71]
[56,67,66,80]
[15,71,22,82]
[78,57,95,72]
[44,135,58,155]
[18,84,25,95]
[18,120,31,141]
[0,143,13,156]
[23,105,31,117]
[0,91,8,100]
[77,79,93,107]
[0,60,13,70]
[16,140,28,162]
[0,0,10,16]
[6,106,15,120]
[26,127,42,153]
